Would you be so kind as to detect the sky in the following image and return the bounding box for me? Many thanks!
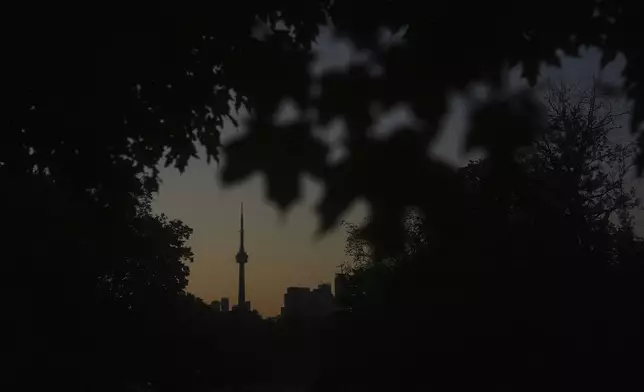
[152,29,643,316]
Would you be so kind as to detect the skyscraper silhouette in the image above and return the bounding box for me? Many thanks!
[236,203,249,310]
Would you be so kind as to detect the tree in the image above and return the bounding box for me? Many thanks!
[4,2,644,251]
[338,212,427,312]
[342,83,643,309]
[526,82,638,224]
[1,171,195,390]
[221,0,644,250]
[333,83,644,390]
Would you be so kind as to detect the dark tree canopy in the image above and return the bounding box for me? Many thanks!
[5,2,644,250]
[333,84,644,390]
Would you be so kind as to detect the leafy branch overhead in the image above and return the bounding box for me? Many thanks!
[221,0,644,252]
[6,1,644,252]
[222,118,328,210]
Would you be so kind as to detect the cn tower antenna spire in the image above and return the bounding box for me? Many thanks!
[240,202,244,251]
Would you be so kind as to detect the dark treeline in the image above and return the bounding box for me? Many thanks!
[4,1,644,391]
[319,85,644,391]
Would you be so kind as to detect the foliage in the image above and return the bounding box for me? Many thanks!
[343,83,642,289]
[1,169,194,390]
[333,84,644,388]
[525,82,638,220]
[5,2,644,253]
[220,0,644,253]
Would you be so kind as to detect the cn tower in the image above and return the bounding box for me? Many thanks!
[235,203,248,310]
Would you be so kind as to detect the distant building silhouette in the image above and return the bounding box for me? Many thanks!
[281,283,336,319]
[334,273,348,298]
[210,300,221,312]
[282,287,310,318]
[334,273,349,309]
[311,283,335,315]
[221,297,230,312]
[236,203,249,311]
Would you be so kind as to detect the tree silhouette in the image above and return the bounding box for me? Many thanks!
[525,82,638,223]
[331,83,644,390]
[1,171,195,390]
[220,0,644,250]
[6,2,644,250]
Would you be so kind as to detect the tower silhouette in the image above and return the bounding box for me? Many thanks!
[236,203,248,310]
